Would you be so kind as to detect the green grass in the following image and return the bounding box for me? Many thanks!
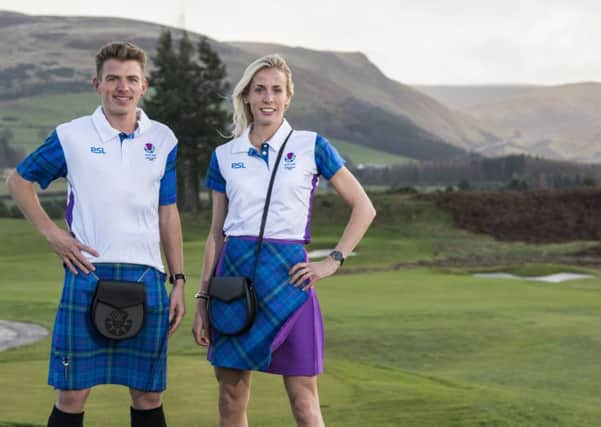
[330,137,414,165]
[1,193,601,426]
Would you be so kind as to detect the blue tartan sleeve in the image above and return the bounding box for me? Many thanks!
[315,134,345,180]
[16,129,67,189]
[159,145,177,205]
[203,150,226,193]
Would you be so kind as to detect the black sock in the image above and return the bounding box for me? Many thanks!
[47,405,84,427]
[130,405,167,427]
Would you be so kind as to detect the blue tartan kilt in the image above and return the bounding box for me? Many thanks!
[208,236,310,371]
[48,263,169,391]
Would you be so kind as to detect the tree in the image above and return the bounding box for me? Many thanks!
[0,128,25,168]
[145,29,230,213]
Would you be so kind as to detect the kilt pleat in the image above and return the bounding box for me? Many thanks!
[48,263,169,391]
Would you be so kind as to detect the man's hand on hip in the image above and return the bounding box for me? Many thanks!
[44,226,98,274]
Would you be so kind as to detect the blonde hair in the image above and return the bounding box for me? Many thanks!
[231,54,294,137]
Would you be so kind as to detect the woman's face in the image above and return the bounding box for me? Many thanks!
[245,67,291,128]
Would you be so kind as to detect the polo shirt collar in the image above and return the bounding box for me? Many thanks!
[231,119,292,154]
[92,106,152,142]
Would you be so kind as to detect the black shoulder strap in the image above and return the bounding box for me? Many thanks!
[252,129,294,280]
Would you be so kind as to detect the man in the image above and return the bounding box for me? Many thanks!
[6,41,185,427]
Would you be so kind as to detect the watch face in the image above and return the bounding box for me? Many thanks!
[330,251,344,263]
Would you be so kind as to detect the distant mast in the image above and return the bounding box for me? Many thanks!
[177,0,187,30]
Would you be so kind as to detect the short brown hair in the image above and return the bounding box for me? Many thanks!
[95,41,147,78]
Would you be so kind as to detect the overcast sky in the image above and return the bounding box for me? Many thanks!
[2,0,600,85]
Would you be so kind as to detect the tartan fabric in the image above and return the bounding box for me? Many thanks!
[315,134,345,180]
[16,129,67,189]
[48,263,169,391]
[209,291,251,335]
[209,237,309,371]
[203,150,226,193]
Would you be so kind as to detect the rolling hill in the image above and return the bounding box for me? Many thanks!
[464,82,601,163]
[414,85,541,110]
[0,10,501,162]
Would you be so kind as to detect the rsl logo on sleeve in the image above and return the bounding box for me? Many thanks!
[144,143,157,161]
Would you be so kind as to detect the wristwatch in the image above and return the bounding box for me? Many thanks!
[169,273,186,284]
[329,250,345,266]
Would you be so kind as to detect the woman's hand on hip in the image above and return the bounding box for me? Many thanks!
[289,257,340,290]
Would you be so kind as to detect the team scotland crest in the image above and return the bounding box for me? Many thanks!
[144,143,157,161]
[284,152,296,170]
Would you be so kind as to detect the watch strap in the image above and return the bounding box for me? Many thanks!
[169,273,186,284]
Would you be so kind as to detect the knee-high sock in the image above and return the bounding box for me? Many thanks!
[47,405,84,427]
[130,405,167,427]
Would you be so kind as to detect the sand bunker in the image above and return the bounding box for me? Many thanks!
[473,272,595,283]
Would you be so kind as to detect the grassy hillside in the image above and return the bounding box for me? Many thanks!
[0,93,414,167]
[330,138,413,165]
[0,92,98,153]
[1,193,601,426]
[232,42,497,151]
[0,10,496,160]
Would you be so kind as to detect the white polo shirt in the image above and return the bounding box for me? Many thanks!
[204,119,345,242]
[17,106,178,272]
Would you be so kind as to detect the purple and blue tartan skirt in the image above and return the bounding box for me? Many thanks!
[48,263,169,391]
[208,236,325,376]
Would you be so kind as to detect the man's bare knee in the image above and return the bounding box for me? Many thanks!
[56,389,91,413]
[130,389,162,410]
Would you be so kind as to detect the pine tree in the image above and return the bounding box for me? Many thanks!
[193,37,230,201]
[145,29,230,213]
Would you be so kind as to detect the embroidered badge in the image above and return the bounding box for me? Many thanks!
[105,310,132,337]
[144,143,157,161]
[283,152,296,170]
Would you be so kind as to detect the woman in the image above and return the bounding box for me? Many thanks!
[192,54,375,426]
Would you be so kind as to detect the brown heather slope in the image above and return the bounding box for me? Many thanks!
[436,188,601,243]
[0,10,499,161]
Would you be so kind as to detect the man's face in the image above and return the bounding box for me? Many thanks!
[93,59,147,118]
